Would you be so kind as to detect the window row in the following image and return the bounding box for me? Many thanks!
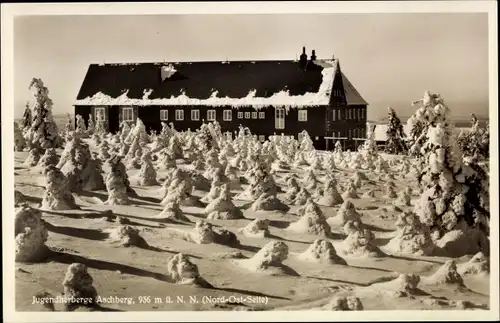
[237,111,266,120]
[332,128,366,139]
[159,109,309,122]
[104,107,312,123]
[159,109,268,122]
[331,108,366,121]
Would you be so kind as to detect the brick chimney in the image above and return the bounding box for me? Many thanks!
[299,46,308,69]
[310,49,317,61]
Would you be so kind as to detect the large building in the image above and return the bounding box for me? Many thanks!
[74,47,368,150]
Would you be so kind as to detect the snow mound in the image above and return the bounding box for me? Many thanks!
[322,296,364,311]
[394,187,412,207]
[166,253,213,288]
[316,179,343,207]
[368,274,423,298]
[24,148,41,167]
[341,181,359,199]
[434,224,490,257]
[40,165,80,211]
[250,192,289,212]
[383,211,435,256]
[184,220,239,246]
[15,205,49,263]
[292,187,312,205]
[236,241,289,273]
[288,199,332,237]
[298,239,347,265]
[36,148,59,174]
[204,184,244,220]
[107,225,148,247]
[339,221,384,258]
[158,199,190,222]
[332,200,362,226]
[62,263,98,310]
[457,252,489,276]
[240,219,271,238]
[15,190,27,205]
[422,260,464,286]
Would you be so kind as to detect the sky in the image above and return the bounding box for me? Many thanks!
[14,13,489,120]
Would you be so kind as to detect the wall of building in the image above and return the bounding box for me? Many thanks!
[325,67,368,151]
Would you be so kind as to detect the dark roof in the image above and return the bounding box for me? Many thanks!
[75,60,367,107]
[341,72,368,105]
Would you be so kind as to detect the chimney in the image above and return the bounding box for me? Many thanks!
[299,46,307,69]
[310,49,317,61]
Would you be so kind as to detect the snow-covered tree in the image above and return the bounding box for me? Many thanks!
[75,115,87,135]
[87,114,95,135]
[412,92,489,255]
[14,122,27,152]
[23,78,62,149]
[457,114,489,161]
[298,130,314,152]
[64,113,74,133]
[19,102,32,130]
[384,107,407,154]
[407,91,449,157]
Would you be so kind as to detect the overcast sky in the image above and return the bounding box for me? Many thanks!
[14,13,489,120]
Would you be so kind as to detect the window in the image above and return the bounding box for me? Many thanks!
[337,131,341,138]
[191,109,200,121]
[348,129,352,139]
[332,109,336,121]
[348,109,352,120]
[353,109,357,120]
[122,107,134,121]
[259,111,265,119]
[237,112,243,119]
[207,110,216,121]
[175,109,184,121]
[244,112,250,119]
[258,135,265,142]
[358,109,361,120]
[251,112,257,119]
[95,107,106,121]
[337,109,341,120]
[275,108,285,129]
[298,110,308,122]
[223,110,232,121]
[160,109,168,121]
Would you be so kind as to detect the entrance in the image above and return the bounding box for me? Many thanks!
[108,106,120,134]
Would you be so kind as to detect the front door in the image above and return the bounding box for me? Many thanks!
[108,106,120,134]
[275,108,285,130]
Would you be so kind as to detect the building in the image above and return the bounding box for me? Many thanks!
[371,116,488,149]
[74,47,368,150]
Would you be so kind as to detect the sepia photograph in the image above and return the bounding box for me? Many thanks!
[2,1,498,322]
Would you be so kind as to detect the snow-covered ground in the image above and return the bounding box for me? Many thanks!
[14,134,490,312]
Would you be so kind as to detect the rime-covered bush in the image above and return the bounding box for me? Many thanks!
[411,92,489,255]
[385,107,407,154]
[22,78,62,149]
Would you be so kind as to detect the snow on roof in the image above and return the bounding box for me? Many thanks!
[75,59,339,108]
[160,64,177,81]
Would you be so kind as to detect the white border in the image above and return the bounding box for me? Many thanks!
[2,1,498,322]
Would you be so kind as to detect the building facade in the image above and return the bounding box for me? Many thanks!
[74,47,368,150]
